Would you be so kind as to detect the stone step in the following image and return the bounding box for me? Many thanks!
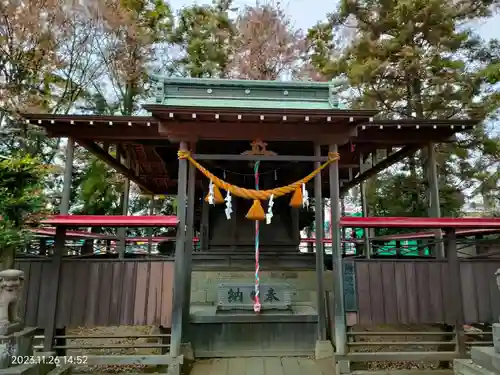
[0,362,55,375]
[493,323,500,353]
[353,371,453,375]
[454,359,496,375]
[471,346,500,373]
[46,365,72,375]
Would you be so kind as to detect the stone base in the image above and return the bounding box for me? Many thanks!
[0,323,24,337]
[181,342,194,361]
[471,346,500,373]
[0,328,37,369]
[45,366,72,375]
[336,359,351,375]
[493,323,500,354]
[180,342,195,375]
[315,340,334,360]
[188,305,318,357]
[0,362,55,375]
[191,270,334,307]
[454,359,496,375]
[167,363,180,375]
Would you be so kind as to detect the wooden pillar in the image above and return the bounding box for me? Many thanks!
[445,228,466,356]
[306,227,314,253]
[359,153,371,258]
[45,137,73,350]
[54,327,67,356]
[428,144,444,258]
[329,144,347,356]
[231,199,238,250]
[147,195,155,254]
[39,238,47,256]
[314,143,326,340]
[60,138,74,215]
[117,146,130,259]
[200,200,209,251]
[182,147,196,335]
[170,141,189,358]
[44,226,65,351]
[340,197,346,255]
[291,207,300,247]
[159,326,171,354]
[367,153,376,244]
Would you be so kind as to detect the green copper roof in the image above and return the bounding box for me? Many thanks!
[148,76,348,110]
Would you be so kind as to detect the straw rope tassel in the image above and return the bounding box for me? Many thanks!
[254,161,261,313]
[177,150,340,201]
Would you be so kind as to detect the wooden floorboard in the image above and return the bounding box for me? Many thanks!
[281,357,302,375]
[191,357,332,375]
[190,359,214,375]
[246,357,265,375]
[228,358,246,375]
[263,357,285,375]
[209,358,229,375]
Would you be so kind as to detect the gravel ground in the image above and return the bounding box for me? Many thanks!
[65,325,163,374]
[59,324,471,373]
[349,324,454,371]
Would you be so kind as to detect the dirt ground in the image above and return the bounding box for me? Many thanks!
[348,324,453,371]
[65,325,163,374]
[55,323,466,373]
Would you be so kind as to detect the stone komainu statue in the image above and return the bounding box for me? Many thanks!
[0,269,24,326]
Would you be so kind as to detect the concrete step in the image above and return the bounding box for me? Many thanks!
[454,359,496,375]
[352,371,453,375]
[493,323,500,354]
[46,365,72,375]
[0,362,55,375]
[471,346,500,373]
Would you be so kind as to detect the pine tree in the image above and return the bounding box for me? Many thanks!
[170,0,236,78]
[307,0,500,219]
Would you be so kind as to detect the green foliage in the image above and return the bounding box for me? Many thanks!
[170,0,236,77]
[74,156,123,215]
[119,0,173,42]
[367,172,463,235]
[0,153,48,267]
[307,0,500,218]
[309,0,496,119]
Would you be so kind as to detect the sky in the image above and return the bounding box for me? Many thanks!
[169,0,499,41]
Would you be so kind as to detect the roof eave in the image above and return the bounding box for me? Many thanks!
[143,104,379,117]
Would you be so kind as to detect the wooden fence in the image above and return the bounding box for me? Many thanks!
[353,259,500,325]
[15,259,174,328]
[14,258,500,329]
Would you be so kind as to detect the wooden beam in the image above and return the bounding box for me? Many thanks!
[314,143,326,341]
[77,139,152,193]
[170,141,189,358]
[24,114,155,124]
[445,229,466,357]
[193,154,329,162]
[44,226,65,351]
[182,142,197,336]
[48,126,159,140]
[200,201,209,251]
[144,104,379,118]
[336,351,457,362]
[80,355,183,366]
[355,131,457,144]
[329,143,347,357]
[340,146,419,193]
[159,121,355,142]
[60,139,74,215]
[359,119,478,126]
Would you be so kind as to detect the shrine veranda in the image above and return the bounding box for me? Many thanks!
[21,77,500,369]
